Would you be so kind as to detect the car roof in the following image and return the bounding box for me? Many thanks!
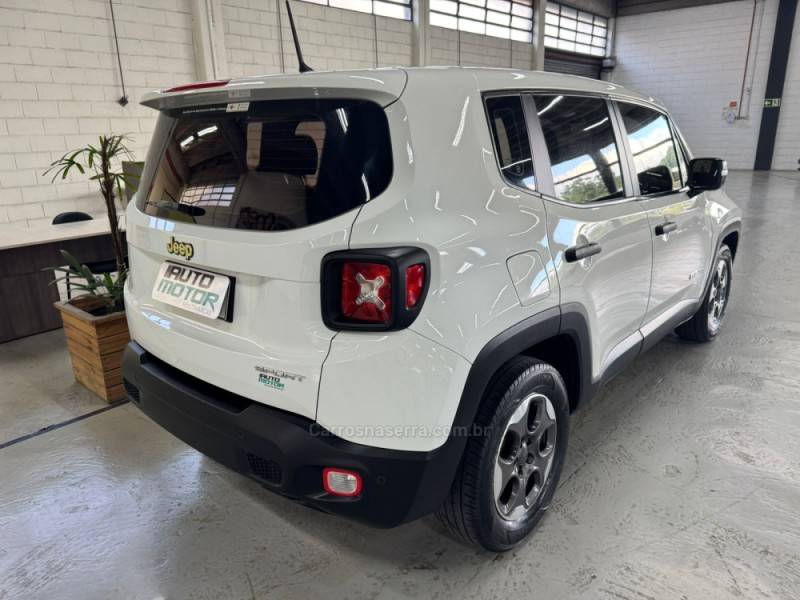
[401,66,663,108]
[142,66,663,111]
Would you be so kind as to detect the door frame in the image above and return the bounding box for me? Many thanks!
[610,97,715,343]
[520,90,653,382]
[521,91,637,204]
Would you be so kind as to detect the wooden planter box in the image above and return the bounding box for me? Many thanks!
[54,295,130,403]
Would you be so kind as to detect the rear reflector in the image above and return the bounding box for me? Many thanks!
[323,468,362,497]
[341,262,392,323]
[165,80,230,93]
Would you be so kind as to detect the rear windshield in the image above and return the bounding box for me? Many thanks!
[137,99,393,231]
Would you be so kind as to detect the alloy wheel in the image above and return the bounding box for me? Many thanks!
[493,393,557,522]
[707,258,729,333]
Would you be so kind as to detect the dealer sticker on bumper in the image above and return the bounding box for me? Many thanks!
[152,262,230,320]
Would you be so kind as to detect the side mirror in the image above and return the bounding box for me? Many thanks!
[688,158,727,193]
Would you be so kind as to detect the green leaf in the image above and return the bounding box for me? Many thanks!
[60,249,85,272]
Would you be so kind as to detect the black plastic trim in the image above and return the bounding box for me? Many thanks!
[602,335,644,384]
[640,303,696,354]
[122,341,456,528]
[704,220,741,291]
[557,303,596,407]
[452,306,562,426]
[320,246,430,332]
[654,222,678,236]
[454,304,597,421]
[565,242,602,263]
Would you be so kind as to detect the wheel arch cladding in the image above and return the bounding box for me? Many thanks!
[703,220,741,293]
[722,229,740,261]
[454,304,592,434]
[521,333,582,413]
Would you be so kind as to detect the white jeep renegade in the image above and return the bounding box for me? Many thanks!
[122,67,741,551]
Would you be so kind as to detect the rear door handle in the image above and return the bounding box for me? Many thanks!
[565,242,602,263]
[655,221,678,236]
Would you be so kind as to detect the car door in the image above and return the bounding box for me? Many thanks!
[613,101,713,332]
[526,93,653,383]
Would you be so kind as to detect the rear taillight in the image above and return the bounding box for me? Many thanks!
[165,79,230,93]
[321,248,429,331]
[341,262,392,323]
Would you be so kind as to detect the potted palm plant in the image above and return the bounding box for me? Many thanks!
[46,135,136,402]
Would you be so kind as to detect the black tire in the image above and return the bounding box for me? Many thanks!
[436,356,569,552]
[676,244,733,343]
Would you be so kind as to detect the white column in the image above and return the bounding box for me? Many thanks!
[412,0,432,66]
[192,0,229,80]
[531,0,546,71]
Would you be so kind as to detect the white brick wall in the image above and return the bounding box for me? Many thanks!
[0,0,421,230]
[430,26,534,69]
[772,1,800,171]
[0,0,196,231]
[610,0,793,171]
[3,0,549,230]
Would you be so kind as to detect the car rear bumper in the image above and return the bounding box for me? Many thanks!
[122,341,459,527]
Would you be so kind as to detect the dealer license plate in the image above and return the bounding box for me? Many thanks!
[151,262,231,320]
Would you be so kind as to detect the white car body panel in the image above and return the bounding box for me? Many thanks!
[125,66,742,453]
[642,192,714,321]
[542,198,653,381]
[124,207,347,418]
[317,330,471,452]
[350,69,560,364]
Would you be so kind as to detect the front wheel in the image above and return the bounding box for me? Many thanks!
[436,357,569,551]
[676,244,733,342]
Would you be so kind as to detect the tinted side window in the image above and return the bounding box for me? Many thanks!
[486,95,535,190]
[534,95,624,204]
[618,102,683,195]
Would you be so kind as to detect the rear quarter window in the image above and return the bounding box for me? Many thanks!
[137,99,393,231]
[485,95,536,191]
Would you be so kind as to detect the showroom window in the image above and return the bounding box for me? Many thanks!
[301,0,412,20]
[617,102,685,195]
[534,94,624,203]
[544,2,607,56]
[485,95,535,190]
[430,0,534,42]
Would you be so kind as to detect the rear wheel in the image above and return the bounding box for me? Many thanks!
[437,357,569,551]
[676,244,733,342]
